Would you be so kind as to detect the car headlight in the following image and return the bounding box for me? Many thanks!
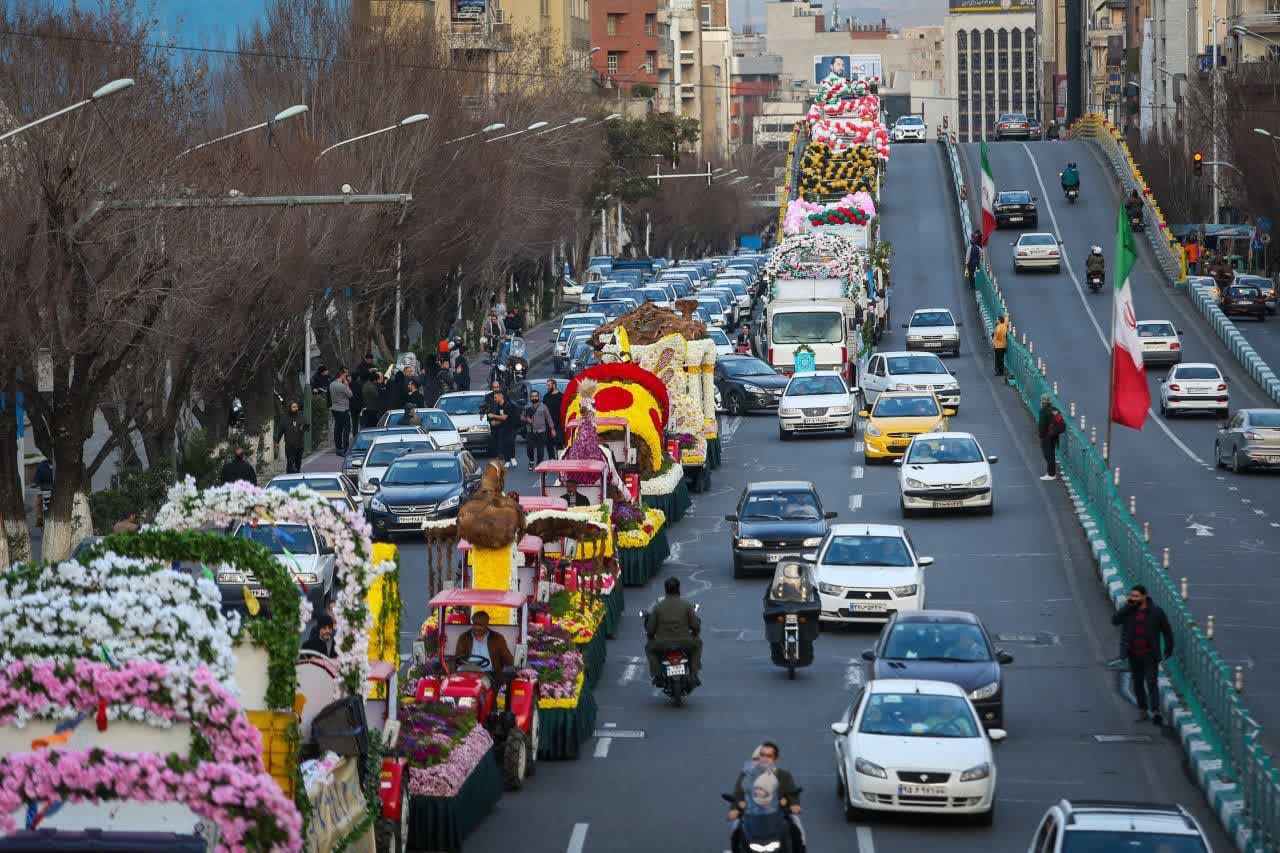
[968,682,1000,701]
[802,537,823,547]
[930,422,946,432]
[888,383,912,391]
[906,333,923,340]
[736,538,764,548]
[369,498,388,512]
[905,478,927,488]
[967,474,990,487]
[438,495,461,511]
[828,406,853,416]
[854,757,887,779]
[779,407,799,417]
[217,572,246,584]
[959,762,991,782]
[742,383,765,393]
[467,424,489,432]
[864,423,881,436]
[892,584,918,596]
[818,581,846,595]
[295,573,320,585]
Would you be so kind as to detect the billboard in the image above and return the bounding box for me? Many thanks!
[948,0,1034,11]
[455,0,485,18]
[813,54,883,85]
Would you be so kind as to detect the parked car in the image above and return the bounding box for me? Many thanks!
[1135,320,1183,366]
[1215,408,1280,472]
[1159,362,1229,417]
[724,480,836,578]
[365,449,481,540]
[1027,801,1212,853]
[713,355,788,414]
[993,191,1038,229]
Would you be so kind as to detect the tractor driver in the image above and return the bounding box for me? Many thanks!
[454,611,515,680]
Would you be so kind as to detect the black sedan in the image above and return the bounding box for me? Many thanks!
[993,191,1038,229]
[1220,283,1269,322]
[725,481,837,578]
[366,450,482,540]
[714,355,789,415]
[861,610,1013,727]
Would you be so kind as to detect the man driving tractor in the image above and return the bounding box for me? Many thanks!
[454,611,515,679]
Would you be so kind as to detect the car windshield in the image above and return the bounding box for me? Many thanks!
[883,622,991,662]
[1173,367,1221,380]
[383,458,461,485]
[910,311,955,328]
[906,437,980,463]
[384,411,453,430]
[1061,833,1208,853]
[644,289,668,301]
[742,490,821,520]
[437,396,483,415]
[269,477,341,492]
[1021,234,1057,246]
[873,396,939,417]
[235,523,317,555]
[582,282,600,295]
[595,301,629,318]
[859,693,979,738]
[723,358,775,378]
[886,356,947,375]
[351,428,416,452]
[823,534,913,566]
[1250,411,1280,427]
[1230,286,1261,297]
[708,329,731,346]
[897,116,924,126]
[999,192,1031,204]
[786,375,846,396]
[368,440,433,466]
[725,282,748,295]
[563,315,604,328]
[1138,323,1176,337]
[773,312,844,344]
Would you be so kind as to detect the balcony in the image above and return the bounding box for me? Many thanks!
[656,8,669,23]
[680,83,697,98]
[1237,11,1280,32]
[657,52,673,70]
[447,17,513,52]
[680,49,695,64]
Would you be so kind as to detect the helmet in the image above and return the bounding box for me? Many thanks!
[1091,245,1102,254]
[1068,162,1077,168]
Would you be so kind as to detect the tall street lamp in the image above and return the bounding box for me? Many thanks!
[484,121,550,142]
[176,104,309,159]
[444,123,506,145]
[0,78,135,144]
[314,112,430,161]
[535,116,588,135]
[582,113,624,130]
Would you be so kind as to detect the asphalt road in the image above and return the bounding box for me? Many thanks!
[303,144,1231,852]
[961,138,1280,751]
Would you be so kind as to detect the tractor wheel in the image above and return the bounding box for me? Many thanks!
[502,732,530,790]
[374,783,409,853]
[526,708,540,777]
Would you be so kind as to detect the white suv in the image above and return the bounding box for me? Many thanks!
[807,523,932,624]
[1028,800,1212,853]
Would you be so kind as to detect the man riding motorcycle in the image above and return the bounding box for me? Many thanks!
[1085,246,1106,289]
[645,576,702,686]
[735,324,752,353]
[728,742,805,853]
[1125,189,1144,221]
[1060,162,1080,191]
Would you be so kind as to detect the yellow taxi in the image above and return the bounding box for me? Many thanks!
[859,390,954,462]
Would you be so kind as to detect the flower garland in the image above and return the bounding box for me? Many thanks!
[617,507,666,549]
[396,701,491,798]
[538,672,586,710]
[640,459,685,496]
[763,231,869,287]
[783,193,876,236]
[0,553,240,689]
[521,623,584,700]
[153,478,394,697]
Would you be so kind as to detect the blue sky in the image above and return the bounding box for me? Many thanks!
[158,1,268,48]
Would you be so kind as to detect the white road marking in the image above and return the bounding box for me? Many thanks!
[619,662,639,685]
[723,416,743,443]
[856,825,876,853]
[844,658,864,689]
[854,441,865,451]
[670,541,682,562]
[567,823,589,853]
[849,494,863,511]
[852,466,864,479]
[594,737,612,758]
[1187,522,1214,537]
[1020,143,1206,466]
[1271,522,1280,528]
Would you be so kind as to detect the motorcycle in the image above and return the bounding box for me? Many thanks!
[228,398,246,433]
[763,561,820,680]
[1063,185,1079,203]
[1127,209,1145,232]
[641,603,701,706]
[1087,269,1105,293]
[722,765,806,853]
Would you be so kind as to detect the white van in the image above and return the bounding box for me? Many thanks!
[766,301,852,382]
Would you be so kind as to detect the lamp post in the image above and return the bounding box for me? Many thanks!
[314,112,430,161]
[611,63,653,108]
[443,122,507,145]
[535,117,588,135]
[484,121,550,142]
[0,78,135,143]
[582,113,624,130]
[177,104,309,159]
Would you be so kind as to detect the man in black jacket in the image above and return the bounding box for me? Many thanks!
[275,401,310,473]
[1112,584,1174,725]
[965,230,983,288]
[542,379,564,448]
[1036,394,1064,481]
[220,448,257,485]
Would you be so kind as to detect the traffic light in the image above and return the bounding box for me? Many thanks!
[1193,152,1204,175]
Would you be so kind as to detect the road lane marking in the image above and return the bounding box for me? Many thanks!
[849,494,863,511]
[594,737,612,757]
[845,658,864,689]
[619,660,639,685]
[723,416,743,443]
[854,440,865,451]
[1020,143,1206,467]
[851,465,864,479]
[567,823,589,853]
[856,826,875,853]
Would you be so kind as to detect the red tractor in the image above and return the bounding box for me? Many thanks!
[412,588,540,790]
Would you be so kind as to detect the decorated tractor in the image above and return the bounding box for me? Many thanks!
[412,589,539,791]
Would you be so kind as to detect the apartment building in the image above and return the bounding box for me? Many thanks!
[730,32,784,148]
[590,0,660,89]
[943,0,1038,142]
[504,0,592,66]
[702,27,733,159]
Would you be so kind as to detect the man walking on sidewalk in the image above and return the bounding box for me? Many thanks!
[276,401,310,474]
[361,372,383,429]
[329,369,353,456]
[1112,584,1174,725]
[992,315,1009,377]
[1036,394,1065,480]
[964,230,983,288]
[522,390,556,469]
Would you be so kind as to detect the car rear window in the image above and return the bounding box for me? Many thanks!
[1021,234,1056,246]
[1229,286,1261,297]
[1061,832,1208,853]
[1137,323,1175,337]
[999,192,1031,204]
[1173,367,1221,380]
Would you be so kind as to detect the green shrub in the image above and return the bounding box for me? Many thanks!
[630,83,655,98]
[310,393,330,450]
[89,461,175,534]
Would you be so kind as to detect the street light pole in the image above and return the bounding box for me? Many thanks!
[1211,0,1221,224]
[177,104,309,158]
[314,112,430,161]
[484,121,551,143]
[0,78,135,143]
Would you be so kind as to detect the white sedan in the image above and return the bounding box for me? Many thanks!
[897,433,997,516]
[1159,362,1229,417]
[1011,233,1061,273]
[777,371,856,439]
[832,679,1002,824]
[808,523,931,624]
[891,115,927,142]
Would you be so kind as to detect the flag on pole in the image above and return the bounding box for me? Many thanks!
[979,140,996,246]
[1111,206,1150,430]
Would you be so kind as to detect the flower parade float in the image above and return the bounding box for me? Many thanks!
[0,478,406,852]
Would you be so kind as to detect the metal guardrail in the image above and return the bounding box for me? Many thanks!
[939,132,1280,852]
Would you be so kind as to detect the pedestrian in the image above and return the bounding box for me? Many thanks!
[276,401,310,474]
[1185,238,1201,276]
[422,368,443,408]
[1111,584,1174,725]
[311,365,331,395]
[361,371,383,429]
[220,447,258,485]
[356,353,378,384]
[453,344,471,392]
[543,379,564,448]
[33,458,53,526]
[482,312,504,355]
[486,390,518,466]
[965,230,983,288]
[112,509,140,534]
[1036,394,1066,481]
[992,314,1009,377]
[388,367,408,410]
[400,403,422,427]
[435,357,455,397]
[523,390,556,469]
[329,369,353,456]
[405,380,425,409]
[349,372,365,437]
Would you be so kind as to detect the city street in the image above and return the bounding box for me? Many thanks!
[305,144,1232,852]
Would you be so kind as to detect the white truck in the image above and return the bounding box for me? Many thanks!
[765,300,855,383]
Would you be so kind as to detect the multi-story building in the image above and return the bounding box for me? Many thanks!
[658,0,705,147]
[702,27,733,159]
[590,0,660,89]
[943,0,1038,142]
[730,32,784,148]
[754,101,808,150]
[1085,0,1125,118]
[503,0,593,67]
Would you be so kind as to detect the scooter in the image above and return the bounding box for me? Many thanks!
[1087,270,1105,293]
[721,790,807,853]
[1063,185,1079,204]
[640,604,701,707]
[1128,210,1145,232]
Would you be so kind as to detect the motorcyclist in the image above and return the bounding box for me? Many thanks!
[1208,253,1235,289]
[645,576,702,686]
[1125,189,1144,221]
[1060,162,1080,191]
[1086,246,1106,280]
[736,324,752,350]
[729,742,805,852]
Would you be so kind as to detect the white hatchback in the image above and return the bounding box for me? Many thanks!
[807,523,931,624]
[777,371,856,438]
[832,679,1002,823]
[1159,362,1229,417]
[1012,233,1062,273]
[897,432,997,516]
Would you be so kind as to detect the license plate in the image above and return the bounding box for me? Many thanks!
[899,784,947,797]
[803,417,827,424]
[250,588,270,598]
[922,342,941,348]
[1007,216,1023,222]
[767,553,803,563]
[933,500,964,508]
[398,515,427,523]
[891,441,911,448]
[785,615,798,624]
[1267,456,1280,463]
[852,602,887,612]
[665,664,687,676]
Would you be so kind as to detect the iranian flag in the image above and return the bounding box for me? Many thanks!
[1110,206,1150,430]
[979,140,996,246]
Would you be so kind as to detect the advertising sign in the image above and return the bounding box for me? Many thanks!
[813,54,883,84]
[948,0,1034,11]
[455,0,485,19]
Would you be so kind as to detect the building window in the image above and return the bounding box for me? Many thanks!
[701,3,711,24]
[607,51,621,74]
[957,30,967,49]
[645,12,655,34]
[607,13,622,35]
[647,50,657,70]
[540,0,549,13]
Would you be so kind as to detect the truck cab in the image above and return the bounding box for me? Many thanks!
[766,301,852,383]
